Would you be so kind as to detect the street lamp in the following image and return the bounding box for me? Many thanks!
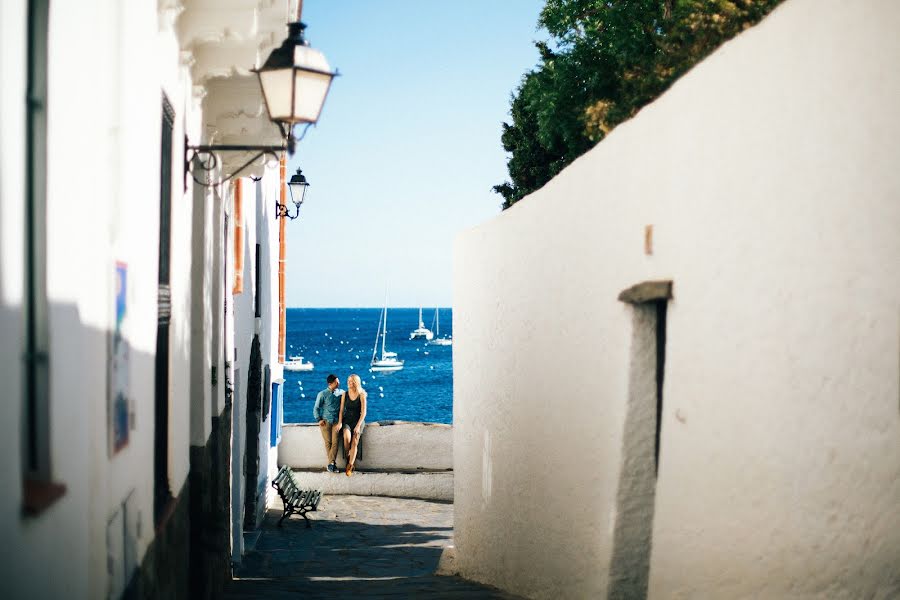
[277,167,309,220]
[186,17,337,186]
[256,22,335,155]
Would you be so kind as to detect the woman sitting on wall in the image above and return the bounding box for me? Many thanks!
[339,374,367,476]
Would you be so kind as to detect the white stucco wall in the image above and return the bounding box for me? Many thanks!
[1,1,198,597]
[0,6,29,587]
[259,172,284,512]
[0,0,292,596]
[452,1,900,598]
[189,179,216,447]
[229,169,284,556]
[280,422,453,471]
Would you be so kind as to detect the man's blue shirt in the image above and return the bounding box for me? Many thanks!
[313,387,343,423]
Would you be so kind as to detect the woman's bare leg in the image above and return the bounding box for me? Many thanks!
[348,435,359,467]
[342,428,352,458]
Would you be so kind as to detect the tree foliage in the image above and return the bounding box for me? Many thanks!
[495,0,785,209]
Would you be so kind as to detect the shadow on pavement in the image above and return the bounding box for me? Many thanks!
[225,498,519,598]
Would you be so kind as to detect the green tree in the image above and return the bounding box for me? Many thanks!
[495,0,784,209]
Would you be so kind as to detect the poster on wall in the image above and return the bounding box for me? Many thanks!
[109,261,131,455]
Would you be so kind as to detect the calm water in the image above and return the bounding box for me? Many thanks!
[283,308,453,424]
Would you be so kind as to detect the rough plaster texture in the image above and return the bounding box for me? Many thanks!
[0,1,292,597]
[1,2,180,597]
[289,470,453,502]
[453,1,900,598]
[280,421,453,471]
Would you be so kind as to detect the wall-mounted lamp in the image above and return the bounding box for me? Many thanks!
[186,18,338,187]
[277,167,309,219]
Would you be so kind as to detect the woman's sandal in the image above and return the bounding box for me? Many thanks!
[346,462,354,477]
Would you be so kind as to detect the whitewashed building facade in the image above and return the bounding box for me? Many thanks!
[452,0,900,598]
[0,1,307,598]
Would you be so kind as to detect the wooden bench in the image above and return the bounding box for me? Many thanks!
[272,465,322,528]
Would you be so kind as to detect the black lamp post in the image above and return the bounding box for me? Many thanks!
[277,167,309,219]
[186,17,337,186]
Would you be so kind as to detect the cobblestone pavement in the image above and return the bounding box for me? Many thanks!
[224,495,521,599]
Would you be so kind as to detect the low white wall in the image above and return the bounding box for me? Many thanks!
[453,1,900,599]
[289,471,453,502]
[279,421,452,471]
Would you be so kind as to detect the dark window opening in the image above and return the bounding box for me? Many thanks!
[254,243,262,318]
[654,300,667,474]
[24,0,51,482]
[154,94,175,522]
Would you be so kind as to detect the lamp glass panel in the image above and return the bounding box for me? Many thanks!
[294,45,331,73]
[258,69,295,121]
[292,71,332,123]
[288,182,308,206]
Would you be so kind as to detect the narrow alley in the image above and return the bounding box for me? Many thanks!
[225,494,518,599]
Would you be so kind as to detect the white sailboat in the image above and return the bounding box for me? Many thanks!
[370,302,404,372]
[409,307,434,340]
[427,307,453,346]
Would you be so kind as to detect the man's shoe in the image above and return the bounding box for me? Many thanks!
[326,463,336,473]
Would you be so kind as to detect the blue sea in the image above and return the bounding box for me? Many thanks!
[283,308,453,424]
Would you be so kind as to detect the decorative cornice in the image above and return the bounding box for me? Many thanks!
[158,0,185,32]
[175,0,300,179]
[176,0,297,76]
[201,74,283,178]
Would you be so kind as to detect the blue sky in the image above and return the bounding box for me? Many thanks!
[285,0,546,307]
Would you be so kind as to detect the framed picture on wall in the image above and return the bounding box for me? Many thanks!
[109,261,131,455]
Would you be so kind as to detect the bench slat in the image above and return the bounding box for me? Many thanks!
[273,466,322,527]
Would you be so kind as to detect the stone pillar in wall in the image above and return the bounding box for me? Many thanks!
[188,406,232,600]
[126,479,190,599]
[243,334,264,529]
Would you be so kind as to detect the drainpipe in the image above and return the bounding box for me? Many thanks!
[233,180,244,294]
[278,155,286,363]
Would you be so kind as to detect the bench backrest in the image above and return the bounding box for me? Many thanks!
[273,465,298,494]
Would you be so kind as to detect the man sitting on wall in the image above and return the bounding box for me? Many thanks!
[313,374,343,473]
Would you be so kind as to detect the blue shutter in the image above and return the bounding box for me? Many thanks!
[270,382,283,447]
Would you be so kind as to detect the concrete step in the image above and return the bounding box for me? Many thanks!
[288,469,453,502]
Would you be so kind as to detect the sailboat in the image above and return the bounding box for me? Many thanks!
[370,302,404,372]
[427,307,453,346]
[409,307,434,340]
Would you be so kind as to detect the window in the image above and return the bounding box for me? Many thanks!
[22,0,65,515]
[254,243,261,317]
[154,94,175,522]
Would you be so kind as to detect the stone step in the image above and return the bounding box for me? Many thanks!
[285,469,453,502]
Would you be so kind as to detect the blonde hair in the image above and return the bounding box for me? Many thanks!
[347,374,365,397]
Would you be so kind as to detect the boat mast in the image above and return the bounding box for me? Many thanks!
[435,307,440,337]
[382,301,388,359]
[371,305,383,365]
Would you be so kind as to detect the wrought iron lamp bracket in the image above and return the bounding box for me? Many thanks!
[185,143,286,188]
[184,124,313,189]
[274,200,301,220]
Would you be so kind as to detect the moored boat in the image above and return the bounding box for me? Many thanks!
[370,300,404,372]
[284,355,315,371]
